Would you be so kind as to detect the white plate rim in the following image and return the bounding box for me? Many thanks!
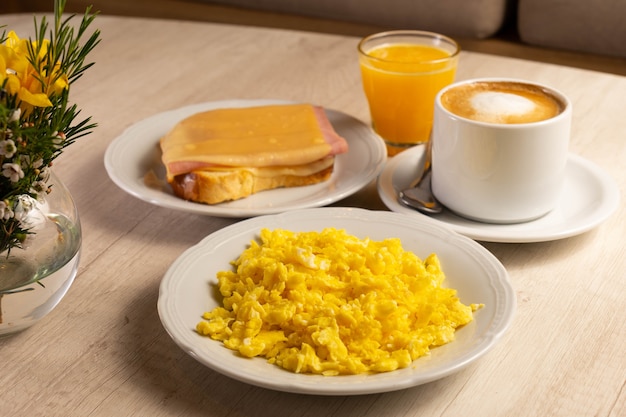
[157,207,516,395]
[377,145,620,243]
[104,99,387,218]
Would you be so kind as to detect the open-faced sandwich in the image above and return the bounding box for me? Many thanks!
[160,104,349,204]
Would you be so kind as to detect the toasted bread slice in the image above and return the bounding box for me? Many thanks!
[170,165,334,204]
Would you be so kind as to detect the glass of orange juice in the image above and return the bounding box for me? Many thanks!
[358,31,460,156]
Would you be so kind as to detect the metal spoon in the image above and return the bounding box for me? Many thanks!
[398,142,443,214]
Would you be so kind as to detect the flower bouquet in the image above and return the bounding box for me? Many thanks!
[0,0,100,335]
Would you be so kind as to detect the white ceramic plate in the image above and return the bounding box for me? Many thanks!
[104,99,386,217]
[378,145,620,243]
[158,207,515,395]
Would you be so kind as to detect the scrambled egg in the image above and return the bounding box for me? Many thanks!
[196,228,481,375]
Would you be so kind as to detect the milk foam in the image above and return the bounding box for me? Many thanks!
[470,92,535,123]
[441,81,563,124]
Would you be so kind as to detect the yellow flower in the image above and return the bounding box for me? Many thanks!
[5,30,31,54]
[0,45,25,94]
[1,30,68,109]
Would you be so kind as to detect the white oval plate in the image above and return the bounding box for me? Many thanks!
[158,207,515,395]
[378,145,620,243]
[104,99,386,217]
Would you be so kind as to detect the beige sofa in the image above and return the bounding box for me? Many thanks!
[205,0,511,39]
[204,0,626,58]
[4,0,626,63]
[518,0,626,58]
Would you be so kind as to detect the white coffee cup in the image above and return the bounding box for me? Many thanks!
[431,78,572,224]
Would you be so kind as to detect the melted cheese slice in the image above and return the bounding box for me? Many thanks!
[161,104,336,180]
[204,157,334,178]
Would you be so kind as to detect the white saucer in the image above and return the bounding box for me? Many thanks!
[104,99,387,218]
[377,145,620,243]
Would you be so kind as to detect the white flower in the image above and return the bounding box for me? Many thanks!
[9,108,21,123]
[13,195,37,221]
[39,166,50,182]
[0,139,17,158]
[2,162,24,182]
[0,200,14,220]
[30,180,48,198]
[13,195,46,230]
[51,131,66,149]
[18,154,31,169]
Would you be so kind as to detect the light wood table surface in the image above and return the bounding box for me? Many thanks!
[1,14,624,417]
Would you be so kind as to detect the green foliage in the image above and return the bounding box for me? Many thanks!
[0,0,100,254]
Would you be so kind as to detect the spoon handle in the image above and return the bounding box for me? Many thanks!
[398,140,443,214]
[407,140,432,188]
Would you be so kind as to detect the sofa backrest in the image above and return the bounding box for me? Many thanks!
[204,0,513,39]
[518,0,626,58]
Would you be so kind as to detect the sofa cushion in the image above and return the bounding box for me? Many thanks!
[518,0,626,58]
[204,0,510,39]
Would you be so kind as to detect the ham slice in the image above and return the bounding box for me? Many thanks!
[312,106,349,156]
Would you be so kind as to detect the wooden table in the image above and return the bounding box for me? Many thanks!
[1,14,624,417]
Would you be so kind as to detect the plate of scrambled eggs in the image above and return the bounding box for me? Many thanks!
[158,207,515,395]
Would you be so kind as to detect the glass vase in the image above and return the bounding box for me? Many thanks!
[0,171,81,337]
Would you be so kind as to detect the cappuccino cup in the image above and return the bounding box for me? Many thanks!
[431,78,571,223]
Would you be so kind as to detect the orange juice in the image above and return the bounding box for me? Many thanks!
[359,34,458,155]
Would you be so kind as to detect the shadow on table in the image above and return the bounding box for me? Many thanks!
[480,226,600,271]
[331,179,389,212]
